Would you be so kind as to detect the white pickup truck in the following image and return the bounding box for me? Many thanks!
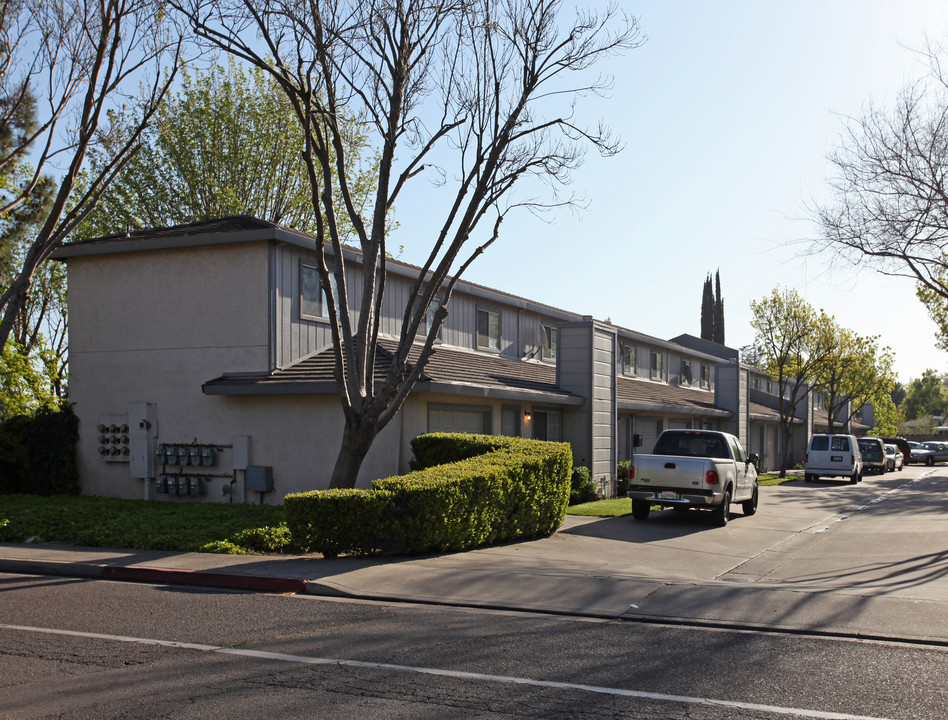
[628,430,759,526]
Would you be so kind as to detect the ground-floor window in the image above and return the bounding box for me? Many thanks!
[427,403,492,434]
[532,408,563,442]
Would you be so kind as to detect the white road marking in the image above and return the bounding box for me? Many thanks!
[0,622,896,720]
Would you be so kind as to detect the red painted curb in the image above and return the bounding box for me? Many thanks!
[101,565,307,594]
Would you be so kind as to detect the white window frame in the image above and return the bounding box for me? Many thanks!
[532,407,563,442]
[621,343,636,376]
[424,296,443,340]
[700,364,711,389]
[650,350,663,380]
[476,308,501,351]
[541,323,557,362]
[300,262,337,321]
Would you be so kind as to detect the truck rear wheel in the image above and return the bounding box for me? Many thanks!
[631,500,650,520]
[711,490,730,527]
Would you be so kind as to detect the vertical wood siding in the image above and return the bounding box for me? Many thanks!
[591,326,617,480]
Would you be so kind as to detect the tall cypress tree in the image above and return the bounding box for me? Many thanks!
[713,270,725,344]
[700,274,714,340]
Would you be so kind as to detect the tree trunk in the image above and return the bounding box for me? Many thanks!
[778,422,794,478]
[328,414,381,489]
[0,272,33,353]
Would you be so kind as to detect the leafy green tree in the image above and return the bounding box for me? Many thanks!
[917,279,948,351]
[869,393,903,437]
[816,326,895,434]
[80,59,376,239]
[902,369,948,421]
[891,381,907,408]
[0,339,58,419]
[751,288,836,476]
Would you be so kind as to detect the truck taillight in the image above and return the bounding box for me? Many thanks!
[629,466,635,480]
[706,469,719,485]
[805,453,808,464]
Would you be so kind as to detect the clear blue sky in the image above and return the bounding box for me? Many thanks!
[390,0,948,384]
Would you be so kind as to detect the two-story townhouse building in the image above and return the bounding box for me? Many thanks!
[53,216,814,503]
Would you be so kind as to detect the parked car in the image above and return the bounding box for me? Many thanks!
[857,437,887,475]
[804,434,862,483]
[882,436,912,466]
[884,443,903,472]
[910,441,948,466]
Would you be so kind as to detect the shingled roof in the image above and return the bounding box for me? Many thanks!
[617,376,730,417]
[203,338,583,405]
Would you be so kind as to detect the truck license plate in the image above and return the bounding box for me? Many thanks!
[831,455,842,462]
[659,491,679,500]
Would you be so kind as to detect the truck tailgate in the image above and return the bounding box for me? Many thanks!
[633,455,717,490]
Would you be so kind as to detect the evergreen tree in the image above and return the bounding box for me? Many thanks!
[700,274,714,340]
[713,269,725,344]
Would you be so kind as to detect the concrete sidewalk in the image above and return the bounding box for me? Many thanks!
[4,503,948,646]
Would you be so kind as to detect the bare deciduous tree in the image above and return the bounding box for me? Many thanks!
[814,43,948,347]
[172,0,643,488]
[0,0,183,352]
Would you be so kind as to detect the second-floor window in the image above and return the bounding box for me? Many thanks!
[477,308,501,351]
[650,350,663,380]
[621,343,636,376]
[424,297,443,339]
[700,364,711,389]
[301,263,337,320]
[681,359,692,386]
[541,324,557,361]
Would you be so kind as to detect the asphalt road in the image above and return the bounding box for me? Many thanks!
[1,573,947,720]
[2,464,947,719]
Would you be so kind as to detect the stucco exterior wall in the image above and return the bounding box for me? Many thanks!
[68,242,273,499]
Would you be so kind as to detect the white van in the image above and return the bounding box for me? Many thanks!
[804,434,863,483]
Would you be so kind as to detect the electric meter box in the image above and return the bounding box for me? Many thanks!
[246,465,273,492]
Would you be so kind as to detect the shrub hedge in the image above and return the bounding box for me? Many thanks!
[0,404,79,495]
[285,433,572,557]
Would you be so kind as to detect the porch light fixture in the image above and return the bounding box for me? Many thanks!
[523,410,532,421]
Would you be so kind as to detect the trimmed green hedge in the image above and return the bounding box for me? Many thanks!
[0,404,79,495]
[285,433,572,557]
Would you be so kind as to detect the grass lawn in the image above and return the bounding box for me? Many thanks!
[566,498,632,517]
[0,494,292,554]
[566,473,795,517]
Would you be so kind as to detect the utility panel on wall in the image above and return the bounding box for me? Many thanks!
[97,414,129,462]
[128,402,158,479]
